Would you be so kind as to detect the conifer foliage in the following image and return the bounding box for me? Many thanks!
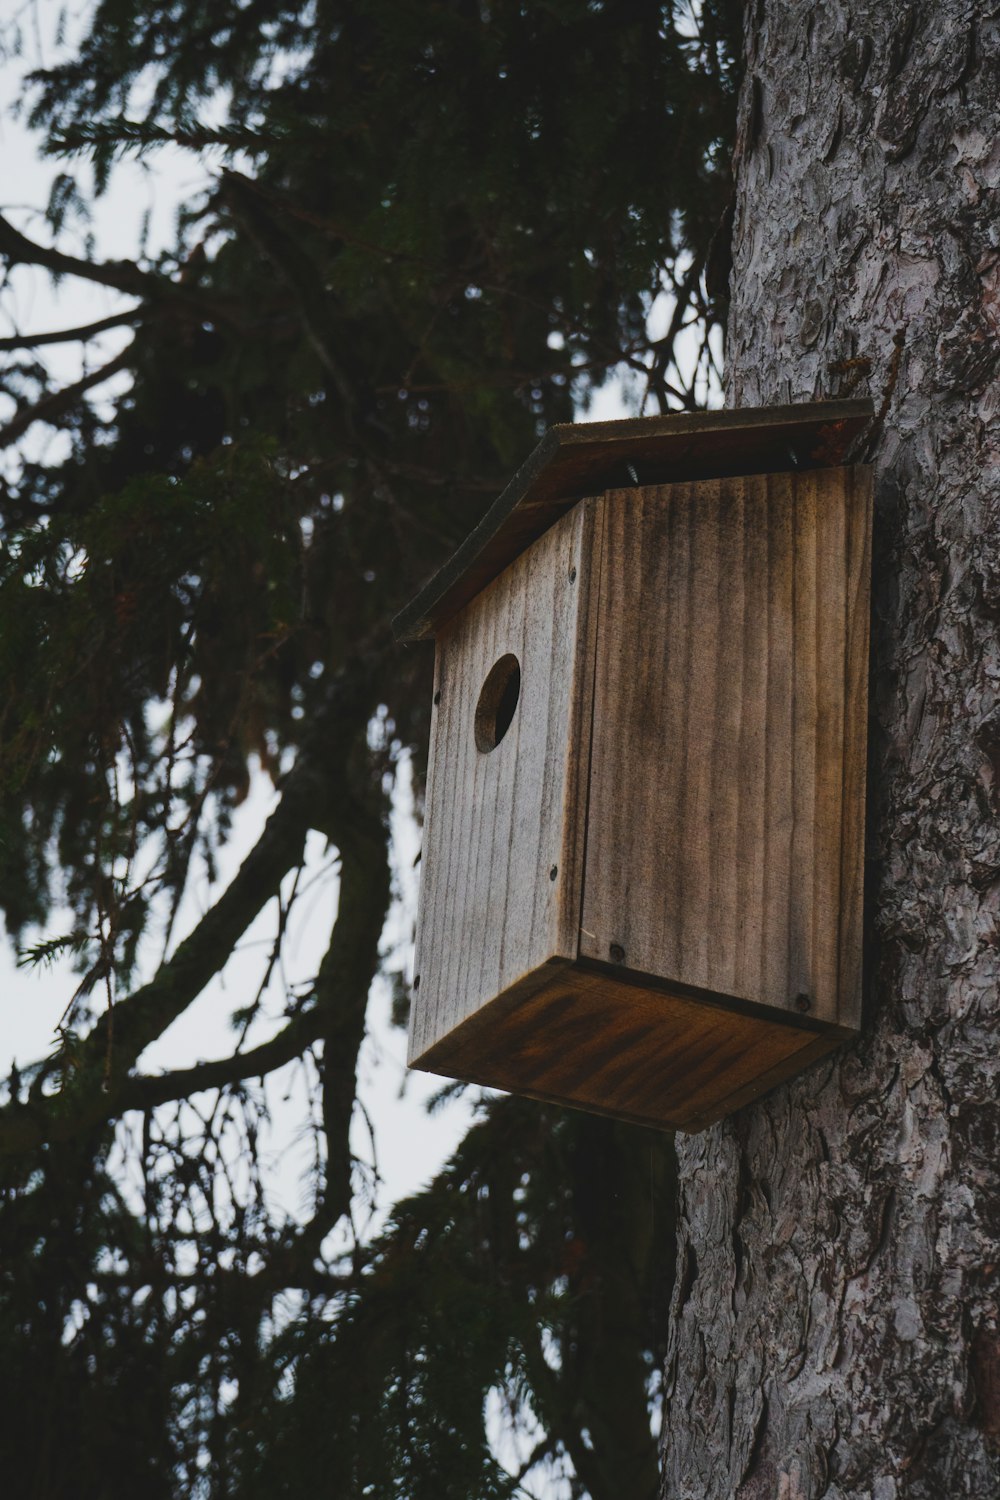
[0,3,739,1494]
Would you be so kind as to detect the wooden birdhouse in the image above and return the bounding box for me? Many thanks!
[395,400,873,1131]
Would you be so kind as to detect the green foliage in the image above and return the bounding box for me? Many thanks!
[0,1,740,1493]
[0,1101,674,1498]
[0,1141,178,1498]
[240,1101,675,1500]
[0,437,312,981]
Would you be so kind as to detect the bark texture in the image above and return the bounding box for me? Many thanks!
[662,4,1000,1496]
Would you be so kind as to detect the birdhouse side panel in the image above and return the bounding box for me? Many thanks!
[579,466,869,1030]
[408,499,603,1065]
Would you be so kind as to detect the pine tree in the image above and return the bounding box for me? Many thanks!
[0,4,739,1493]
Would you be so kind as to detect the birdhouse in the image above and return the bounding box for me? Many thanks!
[395,400,873,1132]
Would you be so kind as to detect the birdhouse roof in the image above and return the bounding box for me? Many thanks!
[393,397,873,642]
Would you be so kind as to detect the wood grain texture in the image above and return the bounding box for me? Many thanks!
[414,960,846,1132]
[393,399,873,642]
[408,463,870,1129]
[837,464,872,1027]
[580,467,869,1031]
[408,499,602,1064]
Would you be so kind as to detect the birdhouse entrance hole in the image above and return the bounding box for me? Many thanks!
[474,653,520,752]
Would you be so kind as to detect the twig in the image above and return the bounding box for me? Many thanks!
[0,341,134,449]
[0,309,141,350]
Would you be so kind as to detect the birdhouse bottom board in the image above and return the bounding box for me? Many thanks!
[408,465,870,1132]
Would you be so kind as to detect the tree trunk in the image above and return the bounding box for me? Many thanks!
[661,3,1000,1496]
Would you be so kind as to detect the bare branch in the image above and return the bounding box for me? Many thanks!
[118,1006,327,1112]
[0,209,170,298]
[316,788,391,1228]
[0,309,141,350]
[0,210,248,325]
[0,340,134,449]
[0,633,393,1155]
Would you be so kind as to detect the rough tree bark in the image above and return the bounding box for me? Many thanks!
[661,3,1000,1496]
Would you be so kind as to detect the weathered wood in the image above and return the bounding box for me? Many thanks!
[414,960,850,1132]
[837,464,872,1029]
[579,467,870,1032]
[408,499,603,1064]
[393,399,873,642]
[409,463,871,1130]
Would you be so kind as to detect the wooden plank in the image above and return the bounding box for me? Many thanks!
[408,500,601,1063]
[733,475,770,1001]
[837,466,873,1031]
[412,961,838,1132]
[804,467,848,1023]
[680,1029,844,1131]
[394,398,873,641]
[579,469,867,1029]
[761,473,796,1011]
[554,497,605,959]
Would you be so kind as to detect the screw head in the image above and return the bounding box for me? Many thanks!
[609,942,626,964]
[549,865,558,882]
[794,992,810,1013]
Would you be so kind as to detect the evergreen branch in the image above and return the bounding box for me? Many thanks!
[46,117,300,158]
[511,1439,557,1494]
[218,167,442,270]
[0,309,141,350]
[370,359,609,396]
[518,1308,610,1500]
[219,170,362,422]
[88,1259,352,1298]
[0,341,135,449]
[16,933,89,970]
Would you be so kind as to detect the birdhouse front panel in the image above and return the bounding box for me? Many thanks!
[398,402,873,1131]
[408,498,603,1065]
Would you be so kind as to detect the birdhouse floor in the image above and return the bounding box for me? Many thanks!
[411,959,851,1132]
